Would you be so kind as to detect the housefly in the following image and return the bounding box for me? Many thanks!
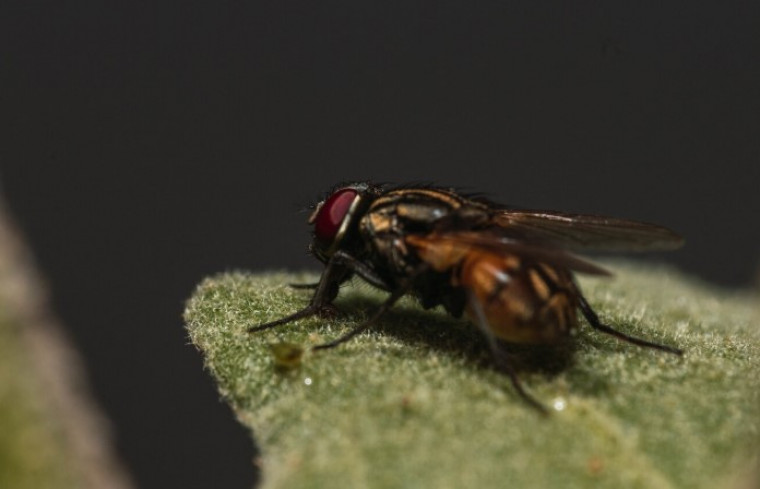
[250,182,684,412]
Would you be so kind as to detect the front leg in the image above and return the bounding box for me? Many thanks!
[288,252,392,291]
[310,263,426,350]
[248,254,350,333]
[249,251,391,334]
[330,250,392,291]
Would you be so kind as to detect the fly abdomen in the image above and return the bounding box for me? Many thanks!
[458,253,578,344]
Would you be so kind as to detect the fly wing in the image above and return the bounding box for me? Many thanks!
[490,209,684,252]
[406,231,611,276]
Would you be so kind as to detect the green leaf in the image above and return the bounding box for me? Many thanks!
[184,262,760,489]
[0,314,78,488]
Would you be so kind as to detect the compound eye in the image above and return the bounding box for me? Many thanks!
[313,188,359,243]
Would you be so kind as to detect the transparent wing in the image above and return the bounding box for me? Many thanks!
[490,209,684,252]
[406,231,611,276]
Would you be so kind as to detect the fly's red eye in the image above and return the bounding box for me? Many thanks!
[314,188,359,243]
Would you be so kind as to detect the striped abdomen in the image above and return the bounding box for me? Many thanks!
[457,251,578,344]
[406,233,579,344]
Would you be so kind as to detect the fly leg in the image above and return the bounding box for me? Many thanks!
[467,290,549,415]
[311,286,406,351]
[331,251,392,291]
[249,258,347,333]
[311,264,421,350]
[289,254,390,291]
[249,251,391,334]
[577,295,683,356]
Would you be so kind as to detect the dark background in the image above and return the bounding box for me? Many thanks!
[2,1,759,488]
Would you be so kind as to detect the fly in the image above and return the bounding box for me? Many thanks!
[249,182,684,413]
